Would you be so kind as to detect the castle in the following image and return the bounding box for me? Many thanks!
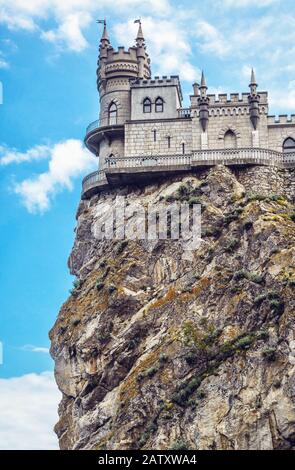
[82,20,295,199]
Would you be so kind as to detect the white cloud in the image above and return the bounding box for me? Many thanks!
[41,11,91,52]
[269,80,295,110]
[114,17,200,82]
[0,372,60,450]
[3,139,96,213]
[221,0,278,6]
[0,0,171,52]
[0,57,9,69]
[21,344,50,354]
[0,144,51,165]
[195,21,231,58]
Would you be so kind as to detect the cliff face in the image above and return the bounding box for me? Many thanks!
[50,165,295,450]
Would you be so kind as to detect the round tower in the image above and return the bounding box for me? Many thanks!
[85,20,151,164]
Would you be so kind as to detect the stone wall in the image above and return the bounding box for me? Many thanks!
[130,81,181,121]
[99,136,124,165]
[191,112,269,150]
[268,125,295,153]
[125,119,193,156]
[234,166,295,200]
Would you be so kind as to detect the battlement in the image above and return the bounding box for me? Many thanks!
[106,46,138,62]
[131,76,183,100]
[267,115,295,126]
[205,91,268,106]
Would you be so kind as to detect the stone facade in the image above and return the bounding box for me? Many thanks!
[86,21,295,168]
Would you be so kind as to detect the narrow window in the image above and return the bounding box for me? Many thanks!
[155,97,164,113]
[108,102,117,125]
[153,129,157,142]
[283,137,295,154]
[143,98,152,113]
[182,143,185,154]
[224,129,237,149]
[167,136,171,148]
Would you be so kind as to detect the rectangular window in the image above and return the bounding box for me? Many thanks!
[153,130,157,142]
[182,143,185,154]
[167,136,171,148]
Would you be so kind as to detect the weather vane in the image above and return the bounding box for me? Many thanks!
[97,19,106,26]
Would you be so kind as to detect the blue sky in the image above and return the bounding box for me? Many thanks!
[0,0,295,449]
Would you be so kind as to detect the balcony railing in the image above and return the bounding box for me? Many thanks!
[82,148,295,196]
[85,115,127,135]
[82,169,107,192]
[191,147,285,165]
[178,108,191,118]
[105,153,191,168]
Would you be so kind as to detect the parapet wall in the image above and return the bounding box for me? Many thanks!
[267,115,295,126]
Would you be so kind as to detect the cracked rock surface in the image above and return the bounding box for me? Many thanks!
[50,165,295,450]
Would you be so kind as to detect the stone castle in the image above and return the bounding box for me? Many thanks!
[82,20,295,199]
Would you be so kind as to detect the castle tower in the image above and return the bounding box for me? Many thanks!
[248,68,260,130]
[85,20,151,163]
[198,71,210,132]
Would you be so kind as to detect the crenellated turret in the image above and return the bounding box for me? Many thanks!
[248,68,260,130]
[86,20,152,162]
[198,71,210,132]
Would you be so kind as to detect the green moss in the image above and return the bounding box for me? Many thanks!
[254,293,267,306]
[233,269,247,281]
[233,270,263,284]
[246,272,264,284]
[235,335,255,350]
[172,377,202,405]
[171,439,190,450]
[224,237,239,252]
[262,347,277,362]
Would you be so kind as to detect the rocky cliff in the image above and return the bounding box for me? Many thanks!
[50,165,295,450]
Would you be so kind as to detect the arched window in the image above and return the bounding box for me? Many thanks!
[283,137,295,154]
[143,98,151,113]
[108,102,117,125]
[155,97,164,113]
[224,129,237,149]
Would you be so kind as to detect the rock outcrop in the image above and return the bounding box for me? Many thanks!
[50,165,295,450]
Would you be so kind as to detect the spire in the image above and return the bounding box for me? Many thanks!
[97,19,109,47]
[250,68,257,86]
[198,70,209,132]
[249,67,258,96]
[248,67,260,130]
[200,70,207,89]
[134,19,145,48]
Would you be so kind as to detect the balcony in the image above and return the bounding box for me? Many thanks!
[84,117,125,155]
[81,148,295,199]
